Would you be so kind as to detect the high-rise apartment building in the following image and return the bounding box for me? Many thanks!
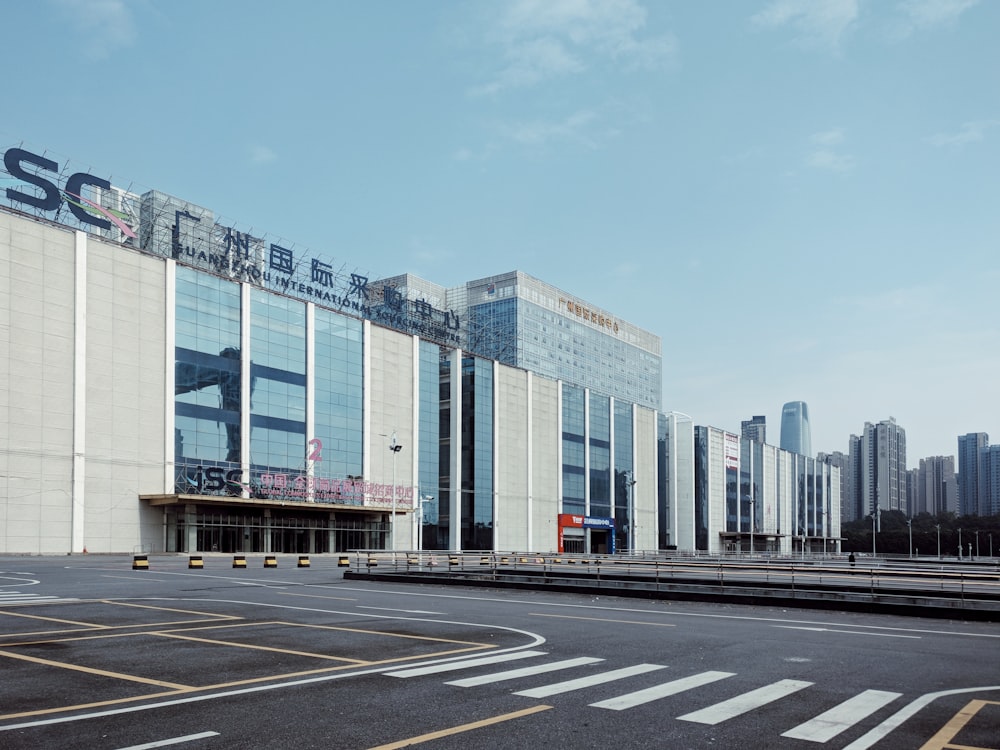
[957,433,989,516]
[741,415,766,444]
[819,451,849,522]
[850,417,907,518]
[982,445,1000,516]
[917,456,957,515]
[779,401,812,456]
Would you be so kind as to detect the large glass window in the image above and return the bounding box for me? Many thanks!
[461,356,494,550]
[314,309,363,479]
[174,268,243,492]
[613,400,633,541]
[249,291,306,473]
[589,394,611,518]
[562,384,585,514]
[418,341,444,549]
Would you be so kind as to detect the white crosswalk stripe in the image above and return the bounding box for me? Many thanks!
[0,592,76,605]
[781,689,902,743]
[515,663,668,698]
[445,657,604,687]
[590,670,736,711]
[677,679,814,725]
[385,650,548,678]
[394,651,904,742]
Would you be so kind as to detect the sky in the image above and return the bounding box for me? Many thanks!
[2,0,997,464]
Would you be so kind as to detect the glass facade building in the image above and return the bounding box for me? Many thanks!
[779,401,812,457]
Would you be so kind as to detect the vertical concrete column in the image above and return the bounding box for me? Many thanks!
[185,504,198,553]
[72,231,88,553]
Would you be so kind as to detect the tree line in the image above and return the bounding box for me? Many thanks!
[841,510,1000,558]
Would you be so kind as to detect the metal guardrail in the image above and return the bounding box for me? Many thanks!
[342,550,1000,612]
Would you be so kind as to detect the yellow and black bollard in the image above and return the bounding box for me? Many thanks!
[132,555,149,570]
[188,555,204,569]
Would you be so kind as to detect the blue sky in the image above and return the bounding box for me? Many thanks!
[2,0,997,464]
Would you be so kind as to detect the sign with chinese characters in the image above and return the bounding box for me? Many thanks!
[2,144,463,349]
[558,296,619,334]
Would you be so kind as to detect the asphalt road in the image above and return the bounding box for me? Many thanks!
[1,555,998,750]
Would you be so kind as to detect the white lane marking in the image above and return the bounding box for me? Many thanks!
[335,585,1000,639]
[774,626,921,639]
[841,684,1000,750]
[113,731,220,749]
[677,679,813,725]
[781,689,902,742]
[356,606,443,614]
[515,663,667,698]
[446,657,604,687]
[386,650,548,678]
[590,671,735,711]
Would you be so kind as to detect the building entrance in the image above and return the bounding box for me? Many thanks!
[163,504,386,554]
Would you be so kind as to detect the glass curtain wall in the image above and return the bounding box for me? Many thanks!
[313,308,364,480]
[461,356,494,550]
[418,341,443,549]
[174,267,243,492]
[612,400,632,550]
[561,384,586,514]
[249,290,306,479]
[589,394,611,517]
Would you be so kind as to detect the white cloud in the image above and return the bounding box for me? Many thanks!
[805,129,855,172]
[249,145,277,164]
[473,0,676,94]
[925,120,1000,147]
[810,128,846,146]
[54,0,137,60]
[894,0,980,38]
[751,0,859,51]
[502,110,599,148]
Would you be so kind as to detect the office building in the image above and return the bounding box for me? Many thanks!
[957,433,989,516]
[779,401,812,456]
[741,415,766,444]
[1,141,671,556]
[693,426,840,556]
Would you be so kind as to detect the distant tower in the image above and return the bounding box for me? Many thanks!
[779,401,811,456]
[957,433,988,516]
[741,415,766,444]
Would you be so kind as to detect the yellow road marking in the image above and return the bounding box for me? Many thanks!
[366,705,553,749]
[157,619,498,647]
[151,631,371,663]
[0,649,192,689]
[919,699,1000,750]
[531,612,676,628]
[101,601,242,619]
[0,609,110,628]
[0,689,190,721]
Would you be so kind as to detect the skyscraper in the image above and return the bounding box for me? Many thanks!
[957,433,988,516]
[741,415,766,444]
[851,417,907,517]
[917,456,957,515]
[779,401,812,456]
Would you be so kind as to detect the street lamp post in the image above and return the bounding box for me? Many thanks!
[387,432,402,552]
[958,528,962,558]
[627,472,637,555]
[871,509,880,558]
[416,494,433,552]
[935,524,941,560]
[975,530,980,558]
[749,497,755,559]
[907,518,912,559]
